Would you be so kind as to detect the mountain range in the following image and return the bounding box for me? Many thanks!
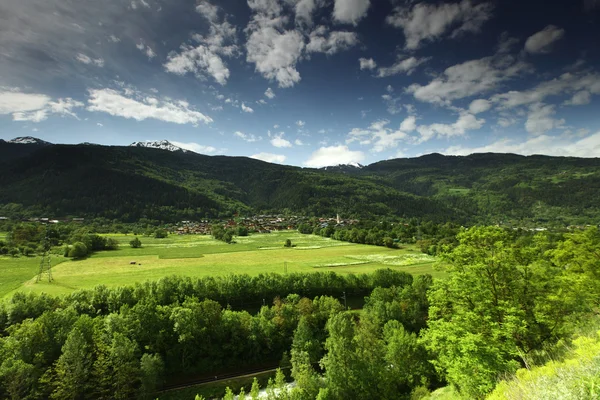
[1,137,600,225]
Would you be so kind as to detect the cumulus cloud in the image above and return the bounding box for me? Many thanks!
[265,87,276,99]
[564,90,592,106]
[75,53,105,67]
[333,0,370,26]
[304,145,365,167]
[407,54,531,105]
[0,90,83,122]
[359,57,376,70]
[386,0,494,50]
[165,5,238,85]
[469,99,492,114]
[399,115,417,132]
[417,111,485,143]
[270,133,292,148]
[377,56,429,77]
[136,41,156,59]
[524,25,565,54]
[296,120,305,127]
[491,71,600,109]
[444,131,600,158]
[241,103,254,113]
[171,141,217,154]
[234,131,260,142]
[306,26,359,54]
[524,103,565,135]
[294,139,304,145]
[251,152,286,163]
[245,2,305,88]
[87,88,212,125]
[347,119,410,152]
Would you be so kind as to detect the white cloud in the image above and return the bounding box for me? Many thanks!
[0,90,83,122]
[491,71,600,109]
[469,99,492,114]
[377,56,429,77]
[270,133,292,148]
[306,26,359,54]
[251,152,286,164]
[359,57,376,70]
[294,139,304,145]
[97,122,103,127]
[417,112,484,143]
[304,145,365,168]
[333,0,370,26]
[234,131,260,142]
[245,5,305,88]
[563,90,592,106]
[265,87,276,99]
[75,53,104,67]
[524,25,565,54]
[0,91,51,114]
[399,116,417,132]
[524,103,565,135]
[407,54,531,105]
[109,35,121,43]
[296,120,305,127]
[386,0,494,50]
[241,103,254,113]
[347,119,410,152]
[444,131,600,158]
[171,141,217,154]
[87,88,212,125]
[165,15,238,85]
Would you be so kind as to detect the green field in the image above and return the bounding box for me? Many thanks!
[2,231,440,298]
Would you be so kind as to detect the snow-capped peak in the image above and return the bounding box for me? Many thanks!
[7,136,52,145]
[129,140,188,153]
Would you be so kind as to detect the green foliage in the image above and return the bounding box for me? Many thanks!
[129,237,142,248]
[284,239,292,248]
[422,226,582,398]
[67,241,88,258]
[153,229,168,239]
[488,330,600,400]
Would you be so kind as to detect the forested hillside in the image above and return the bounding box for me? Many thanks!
[2,140,600,224]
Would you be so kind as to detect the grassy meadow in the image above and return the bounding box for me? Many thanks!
[2,231,440,298]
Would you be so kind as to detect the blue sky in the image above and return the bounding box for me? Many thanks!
[1,0,600,167]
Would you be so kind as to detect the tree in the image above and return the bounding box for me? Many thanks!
[422,226,570,398]
[67,242,88,259]
[129,237,142,248]
[139,353,164,400]
[52,328,93,399]
[153,229,168,239]
[284,239,292,248]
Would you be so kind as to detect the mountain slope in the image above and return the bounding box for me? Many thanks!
[1,140,600,224]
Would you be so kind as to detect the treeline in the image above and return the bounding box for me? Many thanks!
[0,269,415,399]
[298,220,461,255]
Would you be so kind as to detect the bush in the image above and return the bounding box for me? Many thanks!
[284,239,292,248]
[105,238,119,250]
[130,237,142,248]
[68,242,88,259]
[154,229,168,239]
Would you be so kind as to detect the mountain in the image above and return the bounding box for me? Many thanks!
[0,140,599,225]
[7,136,52,145]
[0,136,53,162]
[129,140,188,153]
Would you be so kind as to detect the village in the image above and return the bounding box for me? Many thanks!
[171,214,359,235]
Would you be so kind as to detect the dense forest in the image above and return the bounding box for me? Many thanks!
[2,140,600,224]
[0,226,598,399]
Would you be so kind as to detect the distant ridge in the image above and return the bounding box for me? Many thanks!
[129,140,188,153]
[7,136,52,146]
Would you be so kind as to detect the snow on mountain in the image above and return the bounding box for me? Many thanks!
[129,140,188,153]
[7,136,52,145]
[321,163,364,171]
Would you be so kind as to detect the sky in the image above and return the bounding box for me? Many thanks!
[1,0,600,167]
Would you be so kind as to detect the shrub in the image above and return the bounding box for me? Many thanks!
[130,237,142,248]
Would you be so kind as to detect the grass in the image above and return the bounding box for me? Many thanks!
[4,231,442,298]
[0,255,67,298]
